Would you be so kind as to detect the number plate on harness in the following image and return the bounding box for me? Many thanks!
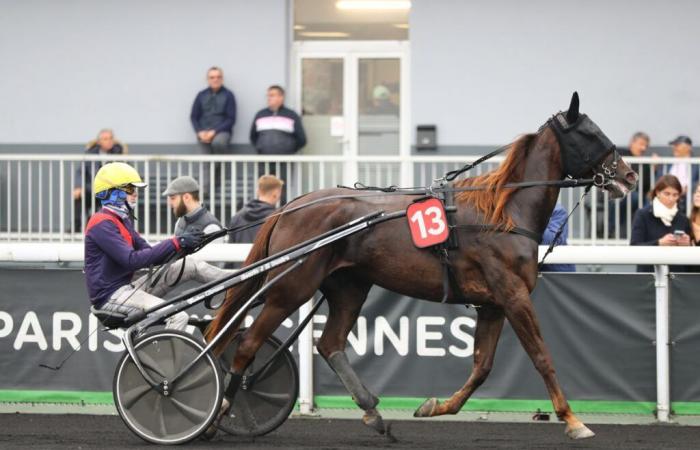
[407,198,449,248]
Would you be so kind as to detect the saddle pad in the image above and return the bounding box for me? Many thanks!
[406,198,450,248]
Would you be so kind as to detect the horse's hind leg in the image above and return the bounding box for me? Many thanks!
[414,305,505,417]
[317,272,388,435]
[500,280,594,439]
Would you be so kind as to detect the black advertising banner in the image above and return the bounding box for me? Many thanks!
[0,268,669,405]
[670,274,700,403]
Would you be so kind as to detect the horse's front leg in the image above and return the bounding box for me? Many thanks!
[414,305,505,417]
[500,280,594,440]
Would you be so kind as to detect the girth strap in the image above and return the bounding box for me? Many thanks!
[451,224,541,243]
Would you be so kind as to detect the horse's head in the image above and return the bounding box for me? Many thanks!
[550,92,638,199]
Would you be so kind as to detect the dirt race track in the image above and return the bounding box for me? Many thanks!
[0,414,699,450]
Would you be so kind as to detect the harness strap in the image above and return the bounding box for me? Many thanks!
[451,224,542,243]
[85,211,133,247]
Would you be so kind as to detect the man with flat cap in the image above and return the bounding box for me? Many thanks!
[657,135,698,210]
[163,176,223,238]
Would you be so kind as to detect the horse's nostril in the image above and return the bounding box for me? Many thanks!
[625,171,638,184]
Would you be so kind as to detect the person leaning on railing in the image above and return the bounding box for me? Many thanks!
[72,129,126,230]
[631,174,691,272]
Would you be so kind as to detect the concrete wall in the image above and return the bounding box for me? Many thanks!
[0,0,289,145]
[411,0,700,147]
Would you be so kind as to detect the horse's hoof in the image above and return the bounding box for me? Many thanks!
[565,424,595,440]
[362,409,386,435]
[201,397,230,440]
[413,397,439,417]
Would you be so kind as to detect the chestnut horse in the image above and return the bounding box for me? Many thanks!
[206,93,638,440]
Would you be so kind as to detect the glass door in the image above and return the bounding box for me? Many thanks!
[300,58,346,156]
[293,41,410,187]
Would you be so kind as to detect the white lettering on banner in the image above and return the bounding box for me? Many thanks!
[449,317,475,357]
[103,329,124,352]
[311,315,327,355]
[13,312,48,350]
[88,314,99,351]
[417,316,446,356]
[375,316,409,356]
[52,312,81,351]
[0,309,477,358]
[347,317,367,356]
[309,314,476,358]
[0,312,13,339]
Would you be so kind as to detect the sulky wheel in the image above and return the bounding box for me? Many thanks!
[217,331,299,437]
[113,330,224,445]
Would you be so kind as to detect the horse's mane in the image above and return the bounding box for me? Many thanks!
[454,133,538,231]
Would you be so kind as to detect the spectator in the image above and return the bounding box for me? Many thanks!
[631,174,691,272]
[73,129,126,230]
[191,66,237,155]
[607,132,651,237]
[368,84,398,115]
[228,175,283,244]
[250,85,306,155]
[250,85,305,203]
[540,204,575,272]
[657,135,699,210]
[163,176,223,238]
[690,184,700,246]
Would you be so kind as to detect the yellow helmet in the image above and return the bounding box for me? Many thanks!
[93,162,147,195]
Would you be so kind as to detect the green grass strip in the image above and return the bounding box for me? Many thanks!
[3,390,698,415]
[0,389,113,405]
[314,396,658,415]
[670,402,700,415]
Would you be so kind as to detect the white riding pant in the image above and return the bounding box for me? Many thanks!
[99,256,233,331]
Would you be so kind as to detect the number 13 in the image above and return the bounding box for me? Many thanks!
[410,206,446,239]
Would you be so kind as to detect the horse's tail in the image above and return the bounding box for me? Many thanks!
[204,213,281,355]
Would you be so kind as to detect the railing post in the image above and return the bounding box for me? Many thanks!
[342,157,358,187]
[654,264,671,422]
[297,299,314,415]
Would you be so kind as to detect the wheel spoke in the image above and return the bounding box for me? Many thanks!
[249,389,291,407]
[154,394,169,438]
[119,384,153,410]
[137,350,167,379]
[170,335,181,375]
[169,396,209,424]
[234,393,259,431]
[175,363,212,392]
[253,356,285,384]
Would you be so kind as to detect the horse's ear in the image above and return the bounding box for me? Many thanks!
[566,92,580,123]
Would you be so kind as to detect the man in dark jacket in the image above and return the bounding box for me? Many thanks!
[191,66,237,154]
[228,175,283,244]
[249,85,305,204]
[250,85,306,155]
[164,176,223,238]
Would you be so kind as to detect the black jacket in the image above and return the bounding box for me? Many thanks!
[630,203,691,272]
[227,199,276,244]
[250,106,306,155]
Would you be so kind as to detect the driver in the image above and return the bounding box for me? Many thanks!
[84,162,229,330]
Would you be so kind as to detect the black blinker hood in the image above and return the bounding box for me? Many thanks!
[549,112,616,178]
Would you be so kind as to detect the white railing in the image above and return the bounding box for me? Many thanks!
[0,243,697,421]
[1,154,698,245]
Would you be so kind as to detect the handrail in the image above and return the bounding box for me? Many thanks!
[0,243,698,264]
[1,153,699,165]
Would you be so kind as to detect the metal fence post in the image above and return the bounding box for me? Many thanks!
[654,264,670,422]
[297,299,314,415]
